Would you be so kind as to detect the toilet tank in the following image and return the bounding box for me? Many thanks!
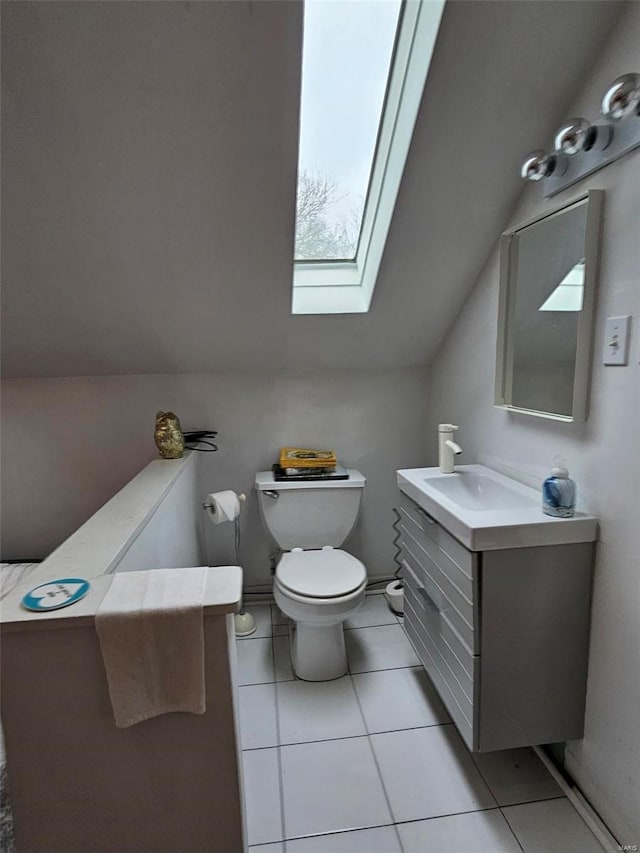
[255,470,366,550]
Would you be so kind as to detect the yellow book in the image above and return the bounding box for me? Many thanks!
[279,447,337,469]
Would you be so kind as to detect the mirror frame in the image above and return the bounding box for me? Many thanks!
[494,189,604,422]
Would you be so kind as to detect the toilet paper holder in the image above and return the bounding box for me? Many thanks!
[202,493,246,511]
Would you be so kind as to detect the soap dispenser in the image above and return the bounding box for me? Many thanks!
[542,461,576,518]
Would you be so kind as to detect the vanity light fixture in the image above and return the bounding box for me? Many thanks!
[521,72,640,195]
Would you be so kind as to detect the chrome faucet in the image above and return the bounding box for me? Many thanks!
[438,424,462,474]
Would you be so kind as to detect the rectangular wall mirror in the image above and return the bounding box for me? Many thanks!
[495,190,603,422]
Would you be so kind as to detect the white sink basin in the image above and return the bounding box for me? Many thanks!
[397,464,597,551]
[424,470,538,511]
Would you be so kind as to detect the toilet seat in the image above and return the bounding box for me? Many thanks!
[276,547,366,598]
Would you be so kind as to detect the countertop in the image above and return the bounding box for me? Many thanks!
[0,566,242,633]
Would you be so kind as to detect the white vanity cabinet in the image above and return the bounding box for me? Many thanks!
[397,492,594,752]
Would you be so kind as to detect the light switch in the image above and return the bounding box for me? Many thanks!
[603,315,631,365]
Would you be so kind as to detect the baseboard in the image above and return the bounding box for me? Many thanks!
[533,746,620,852]
[243,589,273,600]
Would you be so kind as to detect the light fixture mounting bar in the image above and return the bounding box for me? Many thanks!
[545,118,640,196]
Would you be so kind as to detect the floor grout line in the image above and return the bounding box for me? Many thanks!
[255,797,572,846]
[241,721,454,752]
[345,622,408,632]
[280,818,403,845]
[499,805,528,853]
[271,626,287,850]
[351,675,406,853]
[239,621,406,641]
[459,743,500,812]
[238,661,421,688]
[470,754,567,812]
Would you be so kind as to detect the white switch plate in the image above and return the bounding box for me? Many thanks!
[603,315,631,365]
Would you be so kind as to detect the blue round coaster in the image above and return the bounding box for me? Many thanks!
[22,578,91,612]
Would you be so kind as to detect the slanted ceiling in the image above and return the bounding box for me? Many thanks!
[1,0,623,378]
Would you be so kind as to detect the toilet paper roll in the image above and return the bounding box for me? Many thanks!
[204,490,241,525]
[384,580,404,615]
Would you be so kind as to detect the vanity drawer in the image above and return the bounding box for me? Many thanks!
[405,587,476,707]
[403,560,477,716]
[399,494,476,578]
[405,598,475,738]
[404,594,475,751]
[401,523,476,622]
[400,535,478,655]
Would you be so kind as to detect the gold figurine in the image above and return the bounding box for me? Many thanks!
[154,411,185,459]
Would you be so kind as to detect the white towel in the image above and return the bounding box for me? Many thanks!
[95,567,208,728]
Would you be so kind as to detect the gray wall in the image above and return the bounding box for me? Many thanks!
[427,4,640,842]
[2,615,244,852]
[0,1,622,377]
[113,454,206,576]
[1,368,430,588]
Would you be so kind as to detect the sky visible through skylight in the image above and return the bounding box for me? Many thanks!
[295,0,402,261]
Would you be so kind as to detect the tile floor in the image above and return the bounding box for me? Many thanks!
[237,594,606,853]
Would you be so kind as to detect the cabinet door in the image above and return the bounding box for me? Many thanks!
[477,544,593,751]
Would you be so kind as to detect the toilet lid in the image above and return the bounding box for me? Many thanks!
[277,547,367,598]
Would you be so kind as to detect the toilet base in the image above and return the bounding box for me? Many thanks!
[290,621,348,681]
[273,573,366,682]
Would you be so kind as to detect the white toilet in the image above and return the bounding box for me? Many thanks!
[255,469,367,681]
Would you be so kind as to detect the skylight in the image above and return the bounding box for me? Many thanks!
[295,0,401,262]
[292,0,445,315]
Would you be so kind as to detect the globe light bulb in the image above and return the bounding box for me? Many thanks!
[521,150,552,181]
[554,118,592,155]
[601,73,640,122]
[520,151,567,182]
